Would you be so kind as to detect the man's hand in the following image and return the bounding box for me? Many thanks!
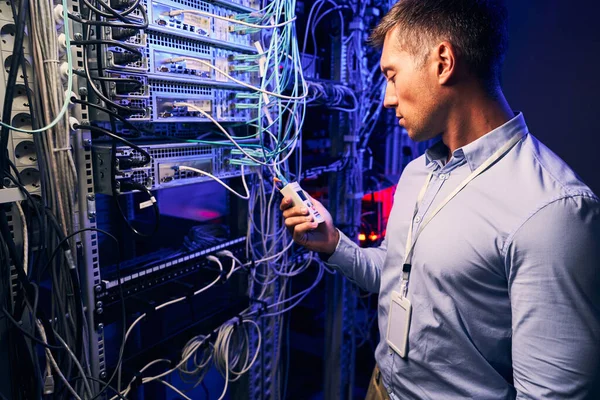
[280,195,339,255]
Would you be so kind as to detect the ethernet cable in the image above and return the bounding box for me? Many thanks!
[0,0,73,134]
[157,379,192,400]
[175,165,250,200]
[164,9,297,29]
[165,57,308,100]
[172,102,274,166]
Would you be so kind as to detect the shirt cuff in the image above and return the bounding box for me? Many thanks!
[323,229,359,272]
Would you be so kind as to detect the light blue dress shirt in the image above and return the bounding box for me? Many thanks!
[327,113,600,399]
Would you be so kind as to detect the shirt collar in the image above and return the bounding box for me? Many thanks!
[425,112,529,172]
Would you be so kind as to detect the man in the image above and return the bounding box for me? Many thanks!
[281,0,600,399]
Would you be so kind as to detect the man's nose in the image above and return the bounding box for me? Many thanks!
[383,82,397,109]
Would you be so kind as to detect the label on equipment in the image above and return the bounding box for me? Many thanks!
[188,99,212,113]
[185,59,211,76]
[183,14,211,34]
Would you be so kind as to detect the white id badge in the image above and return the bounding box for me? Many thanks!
[386,291,412,358]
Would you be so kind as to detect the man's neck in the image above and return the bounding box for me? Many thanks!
[442,87,513,161]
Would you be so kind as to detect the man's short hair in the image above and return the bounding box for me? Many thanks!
[370,0,509,86]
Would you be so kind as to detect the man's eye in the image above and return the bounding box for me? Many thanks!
[388,76,396,83]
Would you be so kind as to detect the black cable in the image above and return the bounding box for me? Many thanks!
[73,69,143,86]
[73,124,150,167]
[69,3,148,29]
[37,226,126,400]
[2,172,45,281]
[0,0,28,185]
[80,0,141,21]
[201,381,210,399]
[0,308,63,350]
[119,180,161,237]
[71,97,150,136]
[82,46,145,114]
[72,39,143,57]
[70,376,128,400]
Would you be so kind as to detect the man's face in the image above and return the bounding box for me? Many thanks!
[380,28,445,142]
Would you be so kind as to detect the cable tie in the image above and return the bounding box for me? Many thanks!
[131,371,143,390]
[139,196,156,210]
[234,315,243,327]
[43,59,61,64]
[250,298,267,316]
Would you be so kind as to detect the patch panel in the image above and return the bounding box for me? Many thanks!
[92,141,250,193]
[98,236,246,299]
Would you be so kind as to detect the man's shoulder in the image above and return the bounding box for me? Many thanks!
[521,134,597,199]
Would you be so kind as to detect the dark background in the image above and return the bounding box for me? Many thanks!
[502,0,600,195]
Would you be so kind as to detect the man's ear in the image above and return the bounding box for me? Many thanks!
[435,41,456,85]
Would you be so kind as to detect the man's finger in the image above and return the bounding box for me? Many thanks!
[293,221,319,241]
[282,206,308,219]
[284,216,313,229]
[279,197,293,211]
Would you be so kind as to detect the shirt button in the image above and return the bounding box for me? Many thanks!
[439,174,446,180]
[414,216,422,223]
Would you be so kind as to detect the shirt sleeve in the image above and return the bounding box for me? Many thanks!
[506,195,600,399]
[325,229,387,293]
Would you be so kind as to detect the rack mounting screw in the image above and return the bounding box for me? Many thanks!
[95,284,102,293]
[78,87,88,96]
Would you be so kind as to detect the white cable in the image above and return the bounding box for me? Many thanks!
[36,321,82,400]
[230,320,261,376]
[165,10,297,29]
[54,332,94,398]
[156,379,193,400]
[166,58,307,100]
[177,165,250,200]
[15,202,28,273]
[173,102,272,166]
[194,256,223,296]
[0,0,73,133]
